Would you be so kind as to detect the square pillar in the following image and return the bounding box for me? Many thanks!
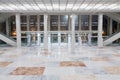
[58,32,61,46]
[88,15,92,45]
[44,14,48,49]
[16,14,21,48]
[109,18,113,34]
[6,18,9,36]
[27,15,31,46]
[71,14,76,52]
[37,15,40,46]
[58,15,60,31]
[98,13,103,47]
[79,15,81,31]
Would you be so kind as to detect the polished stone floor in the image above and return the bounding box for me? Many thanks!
[0,45,120,80]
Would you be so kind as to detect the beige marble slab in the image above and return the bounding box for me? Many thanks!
[91,57,111,61]
[0,62,12,67]
[10,67,45,75]
[60,75,97,80]
[104,66,120,74]
[60,61,86,67]
[113,54,120,57]
[7,55,19,58]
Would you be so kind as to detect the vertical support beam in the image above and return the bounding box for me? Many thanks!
[16,14,21,48]
[9,18,11,36]
[6,18,9,36]
[47,15,50,31]
[88,15,92,45]
[98,13,103,47]
[58,32,61,46]
[27,15,30,31]
[109,18,112,34]
[71,14,76,52]
[37,15,40,31]
[68,15,71,31]
[58,15,60,31]
[68,15,71,45]
[44,14,48,49]
[27,15,31,46]
[37,15,40,45]
[47,15,50,45]
[79,15,81,31]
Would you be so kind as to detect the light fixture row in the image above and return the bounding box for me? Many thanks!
[0,3,119,11]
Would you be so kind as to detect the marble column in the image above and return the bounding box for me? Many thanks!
[27,15,31,46]
[44,14,48,49]
[79,15,81,31]
[98,13,103,47]
[37,15,40,45]
[71,14,76,52]
[88,15,92,45]
[58,15,61,46]
[58,32,61,46]
[68,15,71,31]
[58,15,60,31]
[6,18,9,36]
[109,18,113,34]
[47,15,50,45]
[16,14,21,48]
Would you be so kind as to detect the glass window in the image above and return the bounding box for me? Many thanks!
[103,15,108,36]
[112,20,117,33]
[92,15,98,30]
[75,34,79,42]
[51,34,58,43]
[40,15,44,31]
[75,15,79,30]
[29,15,37,31]
[50,15,58,31]
[10,16,16,36]
[81,15,89,30]
[61,34,68,43]
[21,15,27,31]
[60,15,68,31]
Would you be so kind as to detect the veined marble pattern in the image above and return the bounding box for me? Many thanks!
[0,45,120,80]
[10,67,45,75]
[0,62,12,67]
[60,61,86,67]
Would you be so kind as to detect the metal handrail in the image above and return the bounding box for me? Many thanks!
[104,30,120,41]
[0,32,16,42]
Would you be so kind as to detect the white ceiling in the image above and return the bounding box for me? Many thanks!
[0,0,120,13]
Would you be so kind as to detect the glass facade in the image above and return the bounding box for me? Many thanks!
[2,14,115,46]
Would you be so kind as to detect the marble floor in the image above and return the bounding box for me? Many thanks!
[0,45,120,80]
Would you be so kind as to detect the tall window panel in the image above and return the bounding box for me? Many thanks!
[10,16,16,36]
[40,15,44,31]
[75,15,79,30]
[81,15,89,30]
[50,15,58,31]
[21,15,27,31]
[60,15,68,31]
[92,15,98,30]
[29,15,37,31]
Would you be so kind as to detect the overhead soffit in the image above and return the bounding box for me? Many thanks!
[0,0,119,13]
